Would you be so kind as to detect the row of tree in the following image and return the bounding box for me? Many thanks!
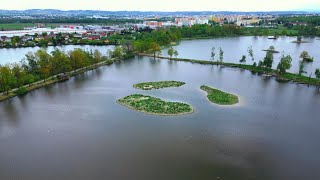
[235,46,319,78]
[0,48,111,94]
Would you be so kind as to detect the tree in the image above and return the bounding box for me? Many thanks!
[173,49,179,58]
[0,65,16,94]
[211,47,215,61]
[51,49,72,74]
[11,63,26,87]
[168,47,174,59]
[239,55,246,64]
[299,61,306,75]
[316,69,320,88]
[297,36,302,42]
[277,54,292,74]
[109,46,124,59]
[263,50,274,69]
[93,49,102,64]
[168,46,178,59]
[35,49,51,81]
[122,40,134,54]
[300,51,314,62]
[68,48,87,70]
[247,46,254,61]
[149,42,161,59]
[269,46,276,51]
[316,69,320,79]
[219,47,224,64]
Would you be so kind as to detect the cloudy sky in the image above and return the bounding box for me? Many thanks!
[0,0,319,11]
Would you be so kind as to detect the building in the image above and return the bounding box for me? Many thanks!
[236,16,260,26]
[175,16,209,26]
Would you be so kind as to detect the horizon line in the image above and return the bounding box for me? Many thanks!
[0,9,320,13]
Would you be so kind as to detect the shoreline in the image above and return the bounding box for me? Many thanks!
[139,54,320,87]
[0,60,114,102]
[200,85,239,106]
[199,88,245,108]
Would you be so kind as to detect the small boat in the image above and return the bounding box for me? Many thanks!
[268,36,277,39]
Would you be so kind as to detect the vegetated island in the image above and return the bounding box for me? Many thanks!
[200,85,239,105]
[133,81,185,90]
[117,94,194,116]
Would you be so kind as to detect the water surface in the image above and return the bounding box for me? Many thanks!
[162,36,320,75]
[1,56,320,180]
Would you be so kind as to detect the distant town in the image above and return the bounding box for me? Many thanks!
[1,10,319,48]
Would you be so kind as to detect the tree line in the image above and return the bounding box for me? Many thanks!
[0,48,126,94]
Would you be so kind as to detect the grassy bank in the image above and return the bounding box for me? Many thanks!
[200,85,239,105]
[117,94,194,116]
[0,59,114,102]
[133,81,185,90]
[139,54,320,87]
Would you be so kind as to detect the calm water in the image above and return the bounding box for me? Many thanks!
[1,56,320,180]
[0,45,115,64]
[163,36,320,75]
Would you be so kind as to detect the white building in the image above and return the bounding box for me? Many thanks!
[175,16,209,26]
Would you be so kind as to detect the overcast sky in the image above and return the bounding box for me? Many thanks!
[0,0,319,11]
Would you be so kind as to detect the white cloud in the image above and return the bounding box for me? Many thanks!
[1,0,319,11]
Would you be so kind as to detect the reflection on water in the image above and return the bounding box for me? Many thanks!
[0,56,320,180]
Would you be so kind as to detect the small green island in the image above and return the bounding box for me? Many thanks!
[200,85,239,105]
[117,94,194,116]
[133,81,185,90]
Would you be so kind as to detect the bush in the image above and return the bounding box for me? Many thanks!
[105,60,114,65]
[15,87,28,95]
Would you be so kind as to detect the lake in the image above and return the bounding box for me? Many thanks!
[163,36,320,76]
[1,56,320,180]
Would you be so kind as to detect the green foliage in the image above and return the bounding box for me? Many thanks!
[219,47,224,64]
[239,55,246,64]
[0,48,122,94]
[211,47,216,61]
[0,65,16,94]
[299,61,306,75]
[173,49,179,58]
[297,36,302,42]
[247,46,254,61]
[300,51,314,62]
[117,94,193,115]
[156,56,320,86]
[263,46,274,69]
[14,87,28,95]
[315,69,320,79]
[168,47,174,58]
[108,46,124,59]
[200,85,239,105]
[134,81,185,90]
[168,47,179,59]
[277,54,292,74]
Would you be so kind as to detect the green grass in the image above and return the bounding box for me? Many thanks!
[200,85,239,105]
[0,23,35,30]
[117,94,193,116]
[133,81,185,90]
[0,23,59,31]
